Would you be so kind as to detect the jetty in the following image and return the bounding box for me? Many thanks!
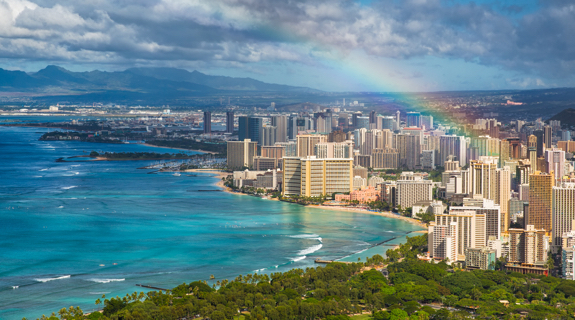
[136,284,170,291]
[314,259,352,265]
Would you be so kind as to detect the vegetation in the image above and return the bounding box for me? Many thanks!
[145,139,226,155]
[33,234,575,320]
[89,151,199,160]
[40,131,123,144]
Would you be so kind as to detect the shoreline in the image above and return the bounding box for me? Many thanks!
[141,143,218,155]
[200,171,427,230]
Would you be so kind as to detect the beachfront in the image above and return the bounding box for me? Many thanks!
[189,169,429,230]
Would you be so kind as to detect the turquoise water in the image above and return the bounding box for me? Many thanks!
[0,119,422,319]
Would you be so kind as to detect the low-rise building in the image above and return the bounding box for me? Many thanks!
[465,247,497,270]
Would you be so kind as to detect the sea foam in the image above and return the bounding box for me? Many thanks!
[291,256,306,262]
[87,278,125,284]
[62,186,77,190]
[35,275,71,282]
[297,243,323,256]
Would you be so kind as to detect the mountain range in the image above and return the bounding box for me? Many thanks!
[0,65,318,96]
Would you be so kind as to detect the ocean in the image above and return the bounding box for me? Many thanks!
[0,117,422,320]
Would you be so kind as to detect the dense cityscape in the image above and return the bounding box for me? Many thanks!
[3,0,575,319]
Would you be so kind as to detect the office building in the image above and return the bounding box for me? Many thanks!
[272,115,288,142]
[534,130,545,157]
[238,116,249,141]
[261,126,277,146]
[248,117,264,145]
[381,116,395,131]
[203,111,211,134]
[227,139,258,169]
[421,115,433,130]
[226,111,234,134]
[406,112,421,128]
[527,171,555,232]
[544,125,552,150]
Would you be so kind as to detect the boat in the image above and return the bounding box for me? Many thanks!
[173,172,181,176]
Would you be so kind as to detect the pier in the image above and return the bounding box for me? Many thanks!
[136,284,170,291]
[314,259,352,264]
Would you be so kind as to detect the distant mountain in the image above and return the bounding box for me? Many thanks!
[0,68,49,88]
[0,66,318,104]
[549,108,575,126]
[125,67,318,92]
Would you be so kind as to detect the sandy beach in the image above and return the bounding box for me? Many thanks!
[195,169,428,230]
[142,143,218,154]
[306,204,428,229]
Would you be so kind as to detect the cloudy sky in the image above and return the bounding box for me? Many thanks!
[0,0,574,92]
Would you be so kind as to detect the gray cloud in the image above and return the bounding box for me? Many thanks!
[0,0,574,85]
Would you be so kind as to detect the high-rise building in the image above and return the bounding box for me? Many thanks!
[431,199,501,262]
[227,139,258,169]
[534,130,545,157]
[203,111,211,134]
[261,126,277,146]
[226,111,234,134]
[371,148,400,169]
[406,112,421,128]
[545,148,565,180]
[544,125,552,150]
[262,145,285,160]
[356,116,370,130]
[238,116,249,141]
[528,147,538,172]
[369,110,376,124]
[248,117,264,145]
[396,179,433,209]
[552,182,575,250]
[297,134,327,158]
[314,141,353,159]
[527,171,555,232]
[421,150,435,169]
[496,167,511,232]
[469,135,500,158]
[328,130,347,142]
[381,116,395,131]
[528,134,537,149]
[271,115,288,142]
[282,156,353,197]
[395,110,401,131]
[469,160,497,200]
[507,225,549,266]
[557,141,575,153]
[393,134,421,169]
[375,129,393,149]
[420,115,434,130]
[440,135,467,166]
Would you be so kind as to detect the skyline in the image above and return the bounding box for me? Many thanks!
[0,0,574,92]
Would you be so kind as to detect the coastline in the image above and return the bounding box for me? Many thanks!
[200,170,427,230]
[141,143,218,154]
